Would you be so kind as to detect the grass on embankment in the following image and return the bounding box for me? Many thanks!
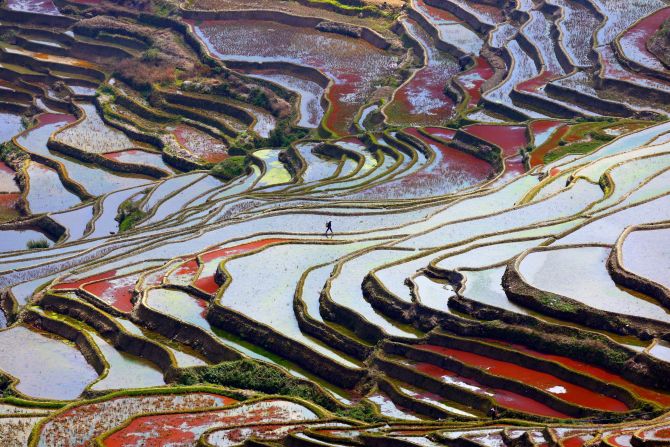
[176,359,384,422]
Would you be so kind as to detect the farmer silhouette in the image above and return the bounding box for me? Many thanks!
[325,220,333,236]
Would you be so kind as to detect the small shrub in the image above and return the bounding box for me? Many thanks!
[116,198,146,232]
[248,89,270,109]
[96,84,116,98]
[265,122,308,149]
[0,141,26,163]
[152,0,175,16]
[26,239,49,249]
[115,58,176,89]
[336,400,385,423]
[0,30,16,44]
[211,156,247,180]
[119,210,146,232]
[141,47,161,63]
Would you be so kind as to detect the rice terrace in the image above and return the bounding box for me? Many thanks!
[2,0,670,444]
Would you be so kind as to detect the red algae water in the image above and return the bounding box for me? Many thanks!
[619,7,670,73]
[484,339,670,406]
[413,362,569,418]
[463,124,528,156]
[82,273,142,313]
[0,193,21,221]
[367,128,493,197]
[417,345,628,412]
[529,123,568,167]
[458,57,494,107]
[102,400,317,447]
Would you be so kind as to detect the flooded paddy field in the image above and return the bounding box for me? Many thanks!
[2,0,670,443]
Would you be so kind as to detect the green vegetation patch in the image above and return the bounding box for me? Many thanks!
[0,141,27,164]
[176,359,383,422]
[177,359,337,409]
[211,156,247,181]
[648,18,670,67]
[116,198,147,232]
[26,239,49,250]
[266,122,309,149]
[544,131,614,164]
[305,0,386,17]
[335,399,385,423]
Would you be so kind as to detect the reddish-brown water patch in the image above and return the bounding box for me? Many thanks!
[465,2,504,23]
[417,345,629,412]
[457,57,495,107]
[501,155,526,179]
[379,128,492,196]
[530,124,569,167]
[38,392,237,447]
[324,74,362,135]
[102,400,315,447]
[36,113,77,127]
[168,258,199,285]
[31,52,95,69]
[413,362,568,418]
[563,435,593,447]
[481,339,670,406]
[82,273,142,313]
[619,8,670,72]
[195,238,289,294]
[173,124,229,163]
[415,0,460,24]
[463,124,528,157]
[649,428,670,438]
[517,70,561,94]
[0,193,21,221]
[406,128,492,176]
[530,120,564,144]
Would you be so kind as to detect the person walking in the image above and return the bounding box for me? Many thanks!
[325,220,333,236]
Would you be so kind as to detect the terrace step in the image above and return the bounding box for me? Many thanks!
[31,301,169,391]
[409,0,487,59]
[384,377,479,419]
[382,342,632,417]
[374,351,576,419]
[418,334,639,412]
[547,71,662,117]
[507,244,670,341]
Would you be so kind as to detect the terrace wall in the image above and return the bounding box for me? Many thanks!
[206,302,367,389]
